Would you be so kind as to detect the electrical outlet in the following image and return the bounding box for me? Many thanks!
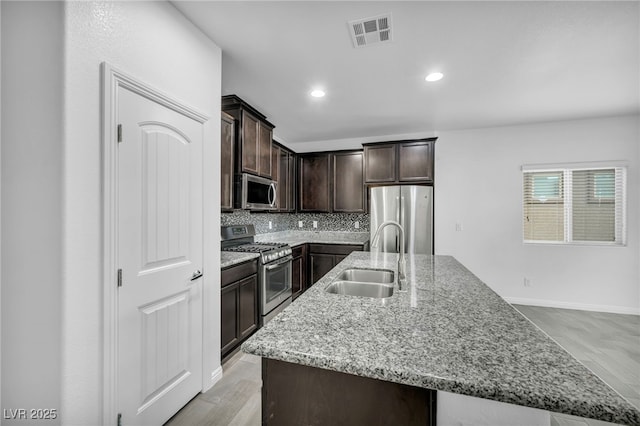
[354,221,360,229]
[313,221,318,229]
[268,221,272,230]
[524,277,531,287]
[298,221,303,228]
[455,223,463,232]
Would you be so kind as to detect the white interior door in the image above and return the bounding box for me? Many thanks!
[117,86,203,425]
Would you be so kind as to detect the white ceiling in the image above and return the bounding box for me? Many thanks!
[173,1,639,148]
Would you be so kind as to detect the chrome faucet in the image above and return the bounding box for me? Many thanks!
[371,220,407,291]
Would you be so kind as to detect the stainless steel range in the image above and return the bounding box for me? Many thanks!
[221,225,292,324]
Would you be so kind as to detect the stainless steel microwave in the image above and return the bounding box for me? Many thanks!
[236,173,277,210]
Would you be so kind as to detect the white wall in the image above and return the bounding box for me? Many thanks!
[435,115,640,314]
[1,2,64,422]
[62,2,221,423]
[1,0,3,413]
[1,1,221,424]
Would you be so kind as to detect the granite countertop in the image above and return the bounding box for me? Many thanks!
[220,251,259,269]
[255,230,370,247]
[242,251,640,425]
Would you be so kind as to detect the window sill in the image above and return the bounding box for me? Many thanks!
[523,240,626,247]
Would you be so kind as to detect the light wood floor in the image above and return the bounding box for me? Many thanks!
[165,305,639,426]
[513,305,639,426]
[165,349,261,426]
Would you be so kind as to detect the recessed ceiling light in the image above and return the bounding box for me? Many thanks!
[425,72,444,82]
[310,89,326,98]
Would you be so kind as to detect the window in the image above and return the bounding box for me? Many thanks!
[591,170,615,201]
[523,164,626,245]
[531,172,563,202]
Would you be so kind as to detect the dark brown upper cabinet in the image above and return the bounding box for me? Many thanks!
[221,111,235,211]
[363,144,396,183]
[277,144,296,212]
[333,151,365,213]
[222,95,274,179]
[299,150,365,213]
[364,138,436,184]
[271,144,280,209]
[258,121,273,178]
[241,110,259,174]
[398,140,434,182]
[299,153,331,212]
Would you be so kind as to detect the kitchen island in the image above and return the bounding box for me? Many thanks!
[242,252,640,425]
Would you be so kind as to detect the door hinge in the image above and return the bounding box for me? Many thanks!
[117,413,122,426]
[117,124,122,143]
[117,268,123,287]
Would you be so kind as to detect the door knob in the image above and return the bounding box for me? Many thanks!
[190,270,203,281]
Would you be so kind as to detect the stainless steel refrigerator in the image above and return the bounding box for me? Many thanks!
[369,185,433,255]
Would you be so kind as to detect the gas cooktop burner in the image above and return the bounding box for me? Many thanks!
[220,224,292,264]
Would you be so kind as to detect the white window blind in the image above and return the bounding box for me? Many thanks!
[522,165,626,245]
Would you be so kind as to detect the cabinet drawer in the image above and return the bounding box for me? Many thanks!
[221,259,258,287]
[308,244,364,255]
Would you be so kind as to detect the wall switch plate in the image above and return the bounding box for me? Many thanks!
[268,221,273,230]
[524,277,531,287]
[298,221,303,228]
[313,221,318,228]
[354,221,359,229]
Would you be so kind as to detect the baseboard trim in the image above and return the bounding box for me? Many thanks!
[203,365,223,393]
[504,297,640,316]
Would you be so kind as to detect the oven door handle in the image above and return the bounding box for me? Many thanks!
[264,256,292,270]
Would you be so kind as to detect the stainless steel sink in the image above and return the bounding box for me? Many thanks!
[336,268,394,284]
[325,280,394,298]
[325,268,395,299]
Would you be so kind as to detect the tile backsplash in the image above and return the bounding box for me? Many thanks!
[221,210,370,234]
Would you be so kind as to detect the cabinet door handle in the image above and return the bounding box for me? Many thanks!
[190,270,203,281]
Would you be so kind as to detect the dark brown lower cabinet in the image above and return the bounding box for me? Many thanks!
[221,259,259,360]
[238,276,258,339]
[309,253,335,285]
[262,358,436,426]
[220,284,239,355]
[291,244,307,301]
[308,244,365,286]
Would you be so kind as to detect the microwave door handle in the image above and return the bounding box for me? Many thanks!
[268,182,276,207]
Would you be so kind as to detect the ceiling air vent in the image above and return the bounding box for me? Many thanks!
[348,13,393,48]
